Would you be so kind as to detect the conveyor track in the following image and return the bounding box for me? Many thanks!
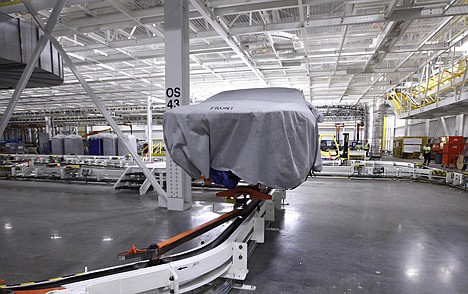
[2,199,262,292]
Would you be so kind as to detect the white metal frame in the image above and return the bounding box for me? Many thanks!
[318,160,467,189]
[1,1,468,119]
[163,0,192,211]
[38,191,284,294]
[18,0,168,204]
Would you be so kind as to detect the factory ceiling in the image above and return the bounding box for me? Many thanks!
[1,0,467,123]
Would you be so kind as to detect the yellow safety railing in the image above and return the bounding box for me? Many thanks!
[415,58,467,102]
[387,57,467,115]
[386,90,418,115]
[152,141,166,156]
[141,140,166,157]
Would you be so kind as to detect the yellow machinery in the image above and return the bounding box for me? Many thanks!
[319,134,341,160]
[142,139,166,157]
[387,57,467,115]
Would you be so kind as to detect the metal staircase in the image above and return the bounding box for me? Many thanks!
[387,53,468,119]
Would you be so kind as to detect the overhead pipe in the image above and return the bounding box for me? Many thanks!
[0,0,66,140]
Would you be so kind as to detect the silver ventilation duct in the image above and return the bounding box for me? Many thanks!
[0,12,63,90]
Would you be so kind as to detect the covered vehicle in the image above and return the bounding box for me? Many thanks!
[163,87,323,189]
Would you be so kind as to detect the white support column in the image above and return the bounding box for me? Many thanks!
[147,95,153,162]
[440,117,449,136]
[45,116,53,137]
[163,0,192,211]
[0,0,66,139]
[456,114,464,136]
[425,120,430,138]
[23,0,167,203]
[404,119,409,136]
[460,114,465,137]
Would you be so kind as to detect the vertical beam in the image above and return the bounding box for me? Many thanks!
[164,0,192,211]
[460,114,465,137]
[440,117,449,136]
[23,0,167,202]
[300,2,312,99]
[365,102,372,142]
[0,0,66,139]
[45,116,53,136]
[382,116,387,151]
[404,119,409,136]
[425,120,430,137]
[457,114,464,136]
[371,98,385,157]
[147,95,153,162]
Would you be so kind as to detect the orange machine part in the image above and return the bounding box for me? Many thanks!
[157,209,241,253]
[119,244,147,257]
[216,187,272,200]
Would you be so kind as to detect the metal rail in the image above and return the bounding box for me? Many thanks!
[2,191,282,293]
[317,160,467,190]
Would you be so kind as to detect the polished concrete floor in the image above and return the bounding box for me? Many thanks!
[1,178,468,293]
[0,180,229,284]
[240,178,468,294]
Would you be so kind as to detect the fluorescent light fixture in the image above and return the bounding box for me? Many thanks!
[122,61,135,67]
[97,63,115,71]
[94,49,108,56]
[318,48,337,52]
[68,53,85,61]
[281,60,303,67]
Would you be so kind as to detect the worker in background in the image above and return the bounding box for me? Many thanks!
[423,143,432,166]
[364,140,370,157]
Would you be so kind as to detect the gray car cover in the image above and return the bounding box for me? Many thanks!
[163,87,323,189]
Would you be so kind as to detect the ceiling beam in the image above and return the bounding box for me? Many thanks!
[0,0,97,13]
[229,4,468,35]
[189,0,268,86]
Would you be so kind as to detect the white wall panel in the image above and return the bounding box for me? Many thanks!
[393,114,466,140]
[408,122,425,136]
[444,116,457,136]
[395,126,405,137]
[463,117,468,137]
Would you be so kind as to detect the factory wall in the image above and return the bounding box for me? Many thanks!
[393,114,467,140]
[394,118,405,137]
[90,125,164,141]
[408,121,425,137]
